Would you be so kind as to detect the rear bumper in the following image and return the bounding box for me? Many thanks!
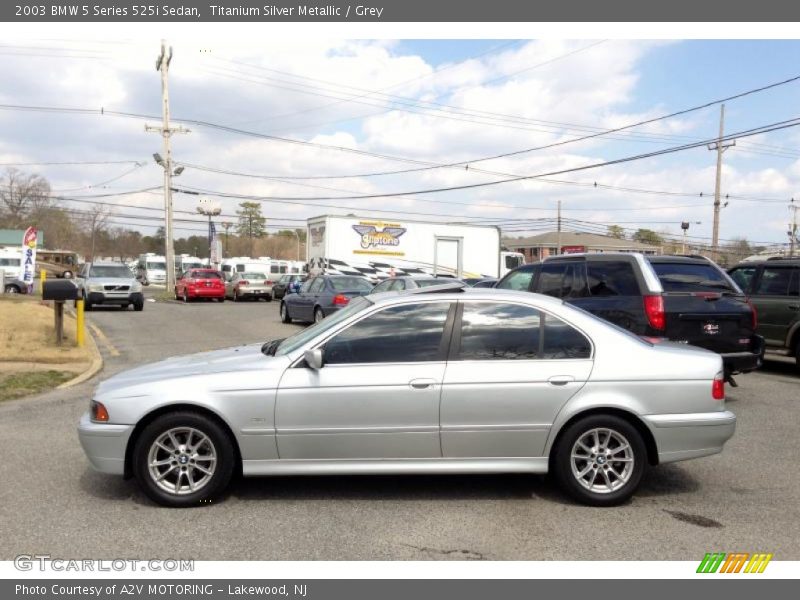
[77,412,133,475]
[238,287,273,297]
[644,410,736,464]
[188,287,225,298]
[721,335,765,374]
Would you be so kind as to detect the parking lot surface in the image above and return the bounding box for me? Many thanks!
[1,293,799,560]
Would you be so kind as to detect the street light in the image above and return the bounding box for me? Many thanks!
[197,199,222,266]
[680,221,702,255]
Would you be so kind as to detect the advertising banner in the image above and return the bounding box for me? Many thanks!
[21,227,38,291]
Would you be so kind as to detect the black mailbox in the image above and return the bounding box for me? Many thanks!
[42,279,79,301]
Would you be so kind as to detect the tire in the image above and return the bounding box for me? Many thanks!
[182,290,189,303]
[265,294,273,302]
[552,414,646,507]
[280,302,292,323]
[232,290,239,302]
[132,411,236,508]
[133,300,144,312]
[84,301,93,312]
[174,288,180,301]
[794,338,800,370]
[314,307,325,324]
[217,297,225,303]
[4,284,20,294]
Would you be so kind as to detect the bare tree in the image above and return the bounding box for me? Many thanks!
[0,168,51,226]
[84,204,112,260]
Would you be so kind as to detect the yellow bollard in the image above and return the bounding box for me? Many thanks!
[40,269,46,297]
[76,298,85,348]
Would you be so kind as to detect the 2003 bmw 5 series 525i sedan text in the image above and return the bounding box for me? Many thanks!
[78,284,736,508]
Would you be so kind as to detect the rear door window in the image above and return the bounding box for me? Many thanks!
[309,278,325,293]
[496,265,536,291]
[755,267,795,296]
[586,261,639,296]
[538,262,584,298]
[728,266,758,293]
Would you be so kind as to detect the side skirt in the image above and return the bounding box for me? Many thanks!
[242,457,549,476]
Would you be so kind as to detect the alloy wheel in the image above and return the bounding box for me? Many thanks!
[570,428,634,494]
[146,427,218,496]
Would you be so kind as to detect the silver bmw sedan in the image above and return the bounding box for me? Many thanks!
[78,284,735,507]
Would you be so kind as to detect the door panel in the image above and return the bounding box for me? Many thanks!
[276,363,444,459]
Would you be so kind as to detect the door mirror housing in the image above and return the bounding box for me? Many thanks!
[304,348,324,370]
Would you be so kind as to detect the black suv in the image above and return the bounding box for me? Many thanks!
[496,253,764,379]
[728,258,800,368]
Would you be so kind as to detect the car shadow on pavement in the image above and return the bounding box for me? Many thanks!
[759,358,799,379]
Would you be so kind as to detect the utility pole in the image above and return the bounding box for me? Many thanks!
[708,104,735,259]
[222,222,232,257]
[790,199,798,258]
[556,200,562,256]
[146,39,189,293]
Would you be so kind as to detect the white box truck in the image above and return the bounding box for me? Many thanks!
[306,214,523,280]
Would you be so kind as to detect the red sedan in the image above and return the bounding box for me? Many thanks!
[175,269,226,303]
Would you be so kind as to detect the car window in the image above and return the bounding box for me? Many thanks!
[242,272,266,280]
[324,302,451,364]
[496,266,535,291]
[309,278,325,293]
[330,277,373,291]
[473,280,496,288]
[299,278,315,293]
[192,271,222,279]
[755,267,795,296]
[651,262,735,292]
[457,302,591,360]
[586,261,639,296]
[538,263,583,298]
[236,264,245,272]
[729,266,757,292]
[89,266,133,278]
[792,270,800,297]
[371,280,392,294]
[389,279,405,291]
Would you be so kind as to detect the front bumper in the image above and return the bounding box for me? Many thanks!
[87,291,143,306]
[721,335,765,375]
[644,410,736,464]
[77,412,134,475]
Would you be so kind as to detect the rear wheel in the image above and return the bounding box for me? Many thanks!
[552,414,646,507]
[280,302,292,323]
[314,307,324,323]
[132,411,235,508]
[4,284,20,294]
[265,294,273,302]
[182,290,189,303]
[794,338,800,369]
[217,297,225,303]
[232,290,239,302]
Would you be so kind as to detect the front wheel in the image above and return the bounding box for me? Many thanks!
[132,411,236,508]
[280,302,292,323]
[133,300,144,312]
[552,415,646,507]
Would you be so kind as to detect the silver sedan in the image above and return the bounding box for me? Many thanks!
[78,284,735,507]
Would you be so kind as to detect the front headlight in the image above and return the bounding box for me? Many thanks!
[88,284,104,292]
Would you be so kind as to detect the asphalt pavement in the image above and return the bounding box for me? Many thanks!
[0,291,798,560]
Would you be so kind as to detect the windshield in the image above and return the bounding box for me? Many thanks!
[329,277,373,291]
[275,296,373,356]
[191,270,222,279]
[183,262,203,270]
[90,266,133,278]
[651,262,737,292]
[146,262,165,271]
[242,272,267,280]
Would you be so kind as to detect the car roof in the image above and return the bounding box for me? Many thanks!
[369,284,566,309]
[731,258,800,267]
[647,255,713,265]
[89,261,129,267]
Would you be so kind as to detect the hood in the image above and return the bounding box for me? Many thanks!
[96,343,286,396]
[87,277,138,286]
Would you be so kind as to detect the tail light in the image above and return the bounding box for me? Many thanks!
[643,294,665,331]
[712,373,725,400]
[266,280,274,285]
[332,294,350,306]
[747,299,758,330]
[239,280,249,286]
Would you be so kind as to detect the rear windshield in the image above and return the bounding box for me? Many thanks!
[415,279,443,288]
[191,270,222,279]
[329,277,373,291]
[242,272,267,280]
[651,262,736,292]
[89,266,132,278]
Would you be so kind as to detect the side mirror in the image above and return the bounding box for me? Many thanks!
[304,348,323,370]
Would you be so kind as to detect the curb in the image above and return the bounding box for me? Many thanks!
[56,313,104,390]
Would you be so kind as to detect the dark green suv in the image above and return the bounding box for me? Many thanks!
[728,259,800,368]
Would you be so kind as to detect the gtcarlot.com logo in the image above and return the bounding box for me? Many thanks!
[14,555,193,572]
[697,552,773,573]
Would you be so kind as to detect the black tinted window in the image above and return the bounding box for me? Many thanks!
[496,266,535,291]
[755,267,795,296]
[538,263,584,298]
[651,262,734,292]
[458,302,591,360]
[586,261,639,296]
[324,302,451,364]
[729,267,757,292]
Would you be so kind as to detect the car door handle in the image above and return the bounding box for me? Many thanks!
[548,375,575,386]
[409,378,436,390]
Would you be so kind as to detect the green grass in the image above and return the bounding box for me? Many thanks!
[0,370,74,402]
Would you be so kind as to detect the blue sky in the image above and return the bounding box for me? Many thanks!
[1,37,799,249]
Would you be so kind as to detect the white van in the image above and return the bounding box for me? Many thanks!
[136,253,167,286]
